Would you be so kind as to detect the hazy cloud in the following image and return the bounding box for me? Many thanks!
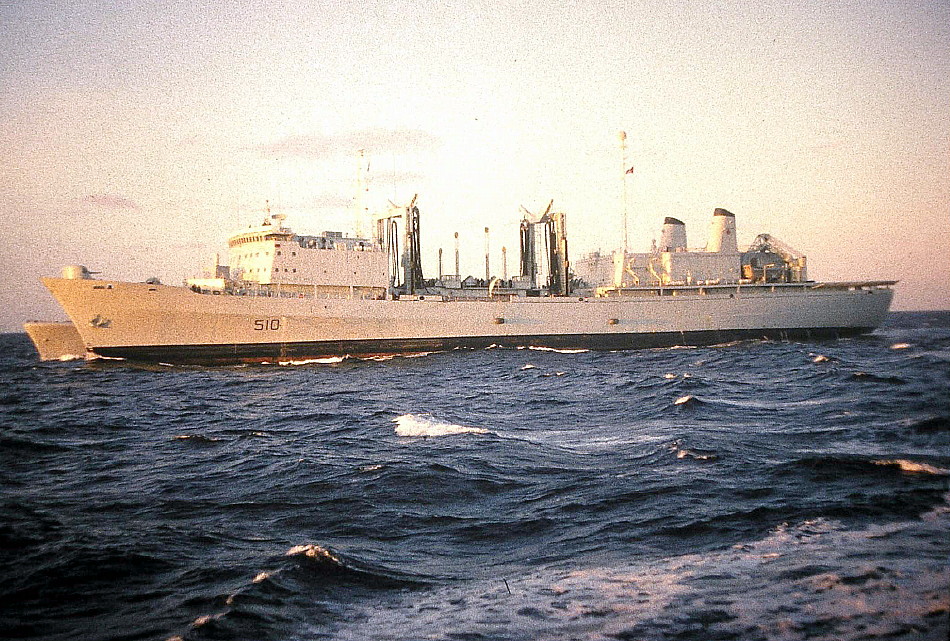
[311,193,353,209]
[256,128,441,160]
[79,194,140,210]
[366,170,427,185]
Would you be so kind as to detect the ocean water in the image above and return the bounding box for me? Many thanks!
[1,311,948,641]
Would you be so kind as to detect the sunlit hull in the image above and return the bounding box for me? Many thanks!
[43,277,894,365]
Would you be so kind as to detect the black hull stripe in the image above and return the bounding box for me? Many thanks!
[91,327,874,365]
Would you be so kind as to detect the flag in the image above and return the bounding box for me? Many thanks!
[625,166,635,175]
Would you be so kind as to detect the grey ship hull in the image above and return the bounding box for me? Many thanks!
[92,326,874,365]
[44,276,895,365]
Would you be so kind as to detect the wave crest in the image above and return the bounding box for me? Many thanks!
[394,414,489,438]
[872,459,948,475]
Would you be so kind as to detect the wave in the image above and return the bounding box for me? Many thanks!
[872,459,949,475]
[850,371,907,385]
[171,434,222,445]
[792,454,949,477]
[904,415,950,434]
[334,503,950,641]
[527,346,590,354]
[890,342,913,349]
[394,414,490,438]
[672,444,718,461]
[673,395,703,407]
[283,544,423,588]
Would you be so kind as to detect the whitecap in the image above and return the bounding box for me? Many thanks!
[286,544,341,562]
[676,447,718,461]
[527,346,589,354]
[252,571,271,583]
[191,614,222,627]
[520,364,538,370]
[811,354,831,363]
[872,459,948,475]
[56,354,84,362]
[663,373,677,379]
[394,414,489,438]
[890,342,912,350]
[674,395,697,406]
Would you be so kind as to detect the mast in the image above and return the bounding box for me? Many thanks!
[619,131,630,253]
[355,149,369,239]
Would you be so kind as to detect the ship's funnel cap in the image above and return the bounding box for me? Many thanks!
[707,208,738,253]
[659,217,687,252]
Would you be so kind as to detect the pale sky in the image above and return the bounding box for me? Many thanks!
[1,0,948,331]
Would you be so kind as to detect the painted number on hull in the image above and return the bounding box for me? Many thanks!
[254,319,281,331]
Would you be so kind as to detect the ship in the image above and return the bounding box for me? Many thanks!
[23,321,86,361]
[33,197,894,365]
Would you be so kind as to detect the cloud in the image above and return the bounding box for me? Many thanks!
[311,193,353,209]
[366,170,427,185]
[78,194,140,210]
[256,128,441,160]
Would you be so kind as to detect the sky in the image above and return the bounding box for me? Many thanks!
[1,0,948,331]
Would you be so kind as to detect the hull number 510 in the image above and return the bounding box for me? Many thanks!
[254,319,281,331]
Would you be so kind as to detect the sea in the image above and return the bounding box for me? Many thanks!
[1,311,948,641]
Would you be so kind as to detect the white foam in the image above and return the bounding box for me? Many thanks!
[278,356,346,365]
[56,353,84,361]
[521,364,538,370]
[394,414,489,438]
[812,354,831,363]
[674,395,695,405]
[286,544,341,562]
[890,342,912,350]
[873,459,948,475]
[191,614,222,627]
[332,501,950,641]
[527,346,589,354]
[252,571,271,583]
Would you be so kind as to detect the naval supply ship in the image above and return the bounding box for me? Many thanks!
[37,198,894,364]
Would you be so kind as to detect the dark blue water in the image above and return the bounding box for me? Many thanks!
[2,312,948,641]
